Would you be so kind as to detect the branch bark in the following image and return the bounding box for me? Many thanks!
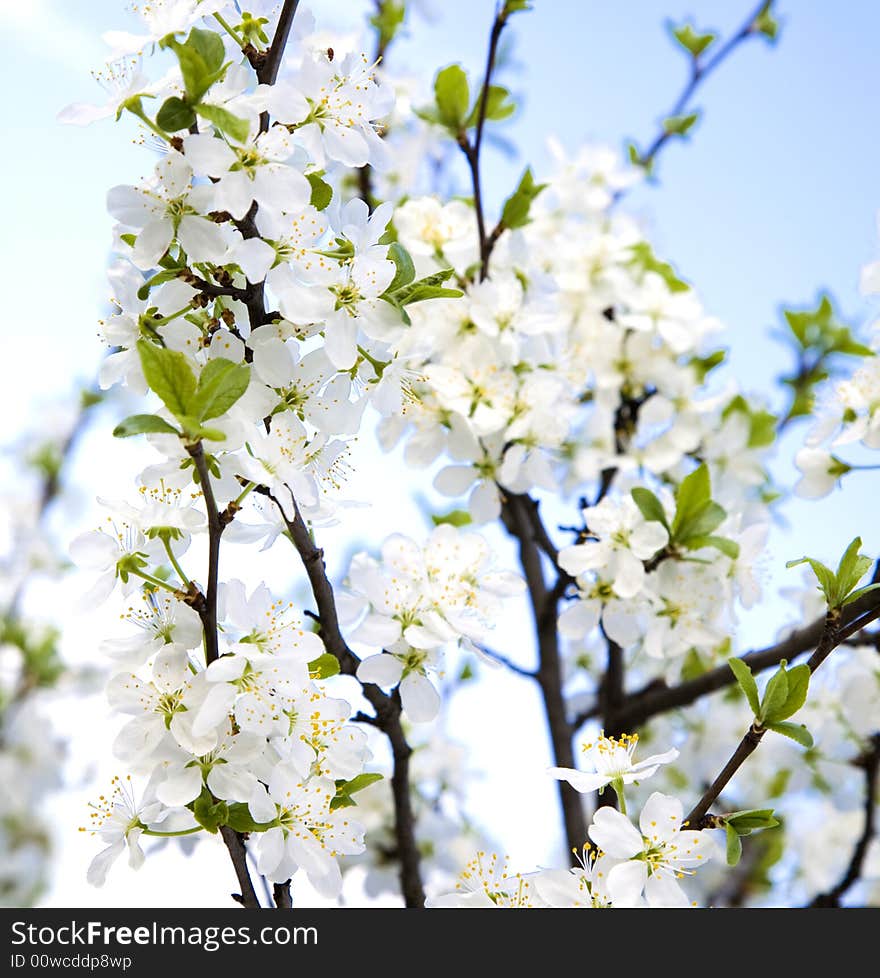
[502,494,588,858]
[269,492,426,907]
[809,733,880,907]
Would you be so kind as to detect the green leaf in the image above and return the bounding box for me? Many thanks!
[156,96,196,133]
[753,2,779,41]
[500,167,547,230]
[191,787,228,834]
[728,657,760,717]
[760,662,790,724]
[683,534,740,559]
[386,242,416,293]
[113,414,181,438]
[195,103,249,142]
[842,582,880,607]
[671,464,711,538]
[225,802,274,834]
[672,23,716,57]
[835,537,872,600]
[726,808,779,833]
[137,340,197,421]
[465,84,516,128]
[627,242,690,292]
[434,64,470,130]
[678,502,727,542]
[306,171,333,210]
[188,27,226,72]
[390,268,463,306]
[165,35,227,103]
[785,555,837,605]
[725,822,743,866]
[767,663,810,722]
[308,652,341,680]
[192,358,250,421]
[767,721,813,748]
[690,349,726,383]
[432,509,473,528]
[330,772,384,811]
[631,487,669,530]
[663,111,700,137]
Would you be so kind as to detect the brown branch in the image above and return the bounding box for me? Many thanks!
[273,880,293,909]
[187,442,223,665]
[459,4,512,279]
[257,0,301,86]
[219,825,262,909]
[596,588,880,733]
[809,733,880,907]
[268,491,426,907]
[685,605,880,826]
[502,494,588,858]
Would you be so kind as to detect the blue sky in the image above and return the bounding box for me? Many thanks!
[2,0,878,903]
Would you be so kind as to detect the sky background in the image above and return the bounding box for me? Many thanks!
[1,0,879,906]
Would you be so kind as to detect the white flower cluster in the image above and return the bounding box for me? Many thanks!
[342,524,524,721]
[432,736,717,908]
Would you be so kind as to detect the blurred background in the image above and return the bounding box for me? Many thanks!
[1,0,878,906]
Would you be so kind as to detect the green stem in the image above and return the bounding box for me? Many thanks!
[611,778,627,815]
[162,538,192,589]
[356,344,390,379]
[233,481,256,507]
[129,569,181,596]
[141,826,204,838]
[213,12,246,48]
[126,105,171,144]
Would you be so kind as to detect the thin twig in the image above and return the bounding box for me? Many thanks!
[684,605,880,826]
[809,733,880,907]
[258,0,301,86]
[618,0,773,197]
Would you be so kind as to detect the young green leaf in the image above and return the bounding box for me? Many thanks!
[330,772,384,811]
[308,652,341,680]
[306,171,333,211]
[113,414,181,439]
[137,340,197,421]
[464,84,516,128]
[431,509,473,528]
[191,787,228,834]
[725,809,779,833]
[156,96,196,133]
[663,112,700,137]
[434,64,470,130]
[631,487,670,530]
[192,358,250,421]
[764,663,809,723]
[760,662,790,724]
[684,534,740,559]
[672,23,716,57]
[767,721,813,748]
[725,822,743,866]
[195,103,249,142]
[728,657,760,717]
[225,802,273,834]
[500,167,547,230]
[385,242,416,293]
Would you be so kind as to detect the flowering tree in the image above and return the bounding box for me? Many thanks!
[57,0,880,909]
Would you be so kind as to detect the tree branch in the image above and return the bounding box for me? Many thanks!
[219,825,262,909]
[268,491,426,907]
[684,605,880,826]
[273,880,293,909]
[809,733,880,907]
[258,0,301,86]
[596,588,880,732]
[459,4,512,279]
[502,493,588,858]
